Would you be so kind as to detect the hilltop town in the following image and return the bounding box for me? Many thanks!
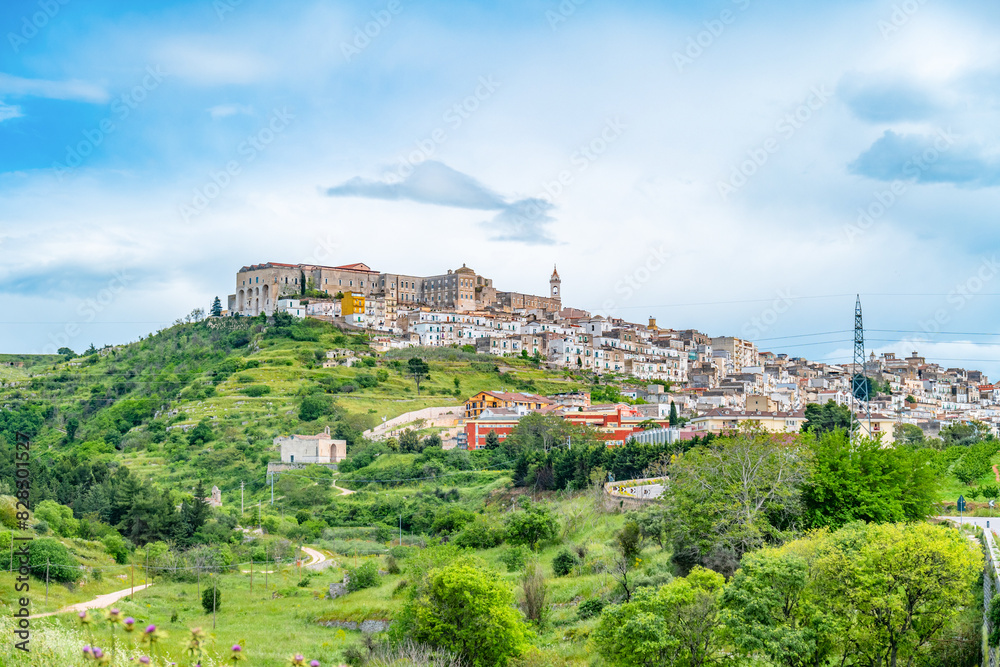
[226,261,997,446]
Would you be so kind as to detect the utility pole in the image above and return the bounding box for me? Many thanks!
[212,576,217,630]
[850,295,873,440]
[241,481,245,515]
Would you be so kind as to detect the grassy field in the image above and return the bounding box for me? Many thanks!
[1,491,661,666]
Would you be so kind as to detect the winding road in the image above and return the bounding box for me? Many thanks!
[28,583,154,619]
[301,546,333,570]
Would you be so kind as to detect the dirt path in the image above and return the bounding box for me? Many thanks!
[29,584,153,619]
[993,464,999,483]
[301,546,334,571]
[331,480,355,496]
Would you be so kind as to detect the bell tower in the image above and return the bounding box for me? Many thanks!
[550,265,561,304]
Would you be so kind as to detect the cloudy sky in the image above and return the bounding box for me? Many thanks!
[4,0,1000,376]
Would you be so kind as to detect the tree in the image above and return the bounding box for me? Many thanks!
[592,566,725,667]
[211,296,223,317]
[180,480,212,541]
[399,429,422,453]
[187,419,214,446]
[65,417,79,442]
[397,558,529,667]
[664,425,806,576]
[669,401,679,426]
[802,400,854,435]
[504,502,559,550]
[722,548,835,667]
[818,522,981,667]
[408,357,430,395]
[801,430,938,528]
[299,394,333,421]
[57,347,76,359]
[485,430,501,450]
[898,423,925,445]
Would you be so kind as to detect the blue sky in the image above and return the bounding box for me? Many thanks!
[4,0,1000,378]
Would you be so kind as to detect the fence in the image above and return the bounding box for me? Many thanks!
[984,527,1000,666]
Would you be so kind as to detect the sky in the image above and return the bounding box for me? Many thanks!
[4,0,1000,377]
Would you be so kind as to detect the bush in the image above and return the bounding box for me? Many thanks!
[202,584,221,613]
[453,515,504,549]
[386,555,401,575]
[347,560,380,592]
[499,546,527,573]
[577,597,605,620]
[28,538,81,583]
[552,550,578,577]
[243,384,271,397]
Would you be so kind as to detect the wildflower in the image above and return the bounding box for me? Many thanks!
[106,608,122,624]
[78,611,93,626]
[311,661,320,667]
[139,657,150,664]
[289,655,306,665]
[230,643,245,663]
[83,645,93,655]
[124,617,137,633]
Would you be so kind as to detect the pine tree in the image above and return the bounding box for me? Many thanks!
[211,296,222,317]
[669,401,679,426]
[485,430,501,450]
[181,480,212,541]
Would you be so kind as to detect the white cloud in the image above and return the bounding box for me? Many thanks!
[0,103,22,122]
[208,104,255,119]
[0,74,109,103]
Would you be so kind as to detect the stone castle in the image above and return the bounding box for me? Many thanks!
[229,261,561,319]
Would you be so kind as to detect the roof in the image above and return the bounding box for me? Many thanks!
[475,391,554,404]
[331,262,377,273]
[695,408,806,419]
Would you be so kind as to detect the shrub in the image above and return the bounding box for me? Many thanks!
[28,538,81,583]
[577,597,605,620]
[453,515,504,549]
[499,546,527,573]
[202,583,221,613]
[347,560,380,592]
[386,555,401,575]
[243,384,271,397]
[552,550,578,577]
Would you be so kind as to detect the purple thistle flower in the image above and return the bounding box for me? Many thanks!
[93,647,104,658]
[146,624,157,634]
[139,658,150,664]
[83,645,93,654]
[232,644,242,652]
[311,661,320,667]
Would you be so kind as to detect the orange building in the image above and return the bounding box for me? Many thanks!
[464,391,553,418]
